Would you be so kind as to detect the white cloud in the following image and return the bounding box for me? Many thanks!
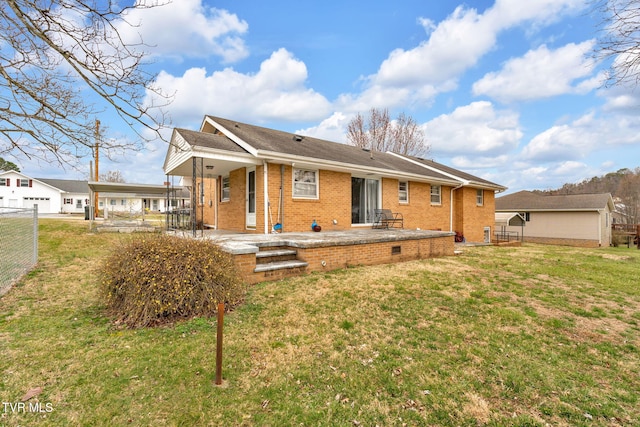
[485,0,586,30]
[335,0,586,112]
[295,112,351,143]
[120,0,249,63]
[424,101,522,157]
[450,154,511,169]
[147,48,331,125]
[473,41,600,102]
[521,111,640,161]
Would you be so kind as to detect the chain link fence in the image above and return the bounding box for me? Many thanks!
[0,207,38,296]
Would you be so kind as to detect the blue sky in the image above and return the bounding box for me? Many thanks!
[20,0,640,193]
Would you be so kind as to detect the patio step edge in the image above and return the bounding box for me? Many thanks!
[254,260,308,273]
[255,249,297,258]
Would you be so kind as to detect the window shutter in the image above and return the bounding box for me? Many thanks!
[16,179,20,186]
[6,178,9,186]
[29,179,33,187]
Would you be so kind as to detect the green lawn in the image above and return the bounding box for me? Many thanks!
[1,219,639,426]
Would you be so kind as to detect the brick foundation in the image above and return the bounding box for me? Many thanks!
[230,234,454,284]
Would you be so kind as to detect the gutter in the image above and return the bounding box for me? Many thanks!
[258,150,459,186]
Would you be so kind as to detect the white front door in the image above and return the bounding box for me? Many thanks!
[246,168,256,228]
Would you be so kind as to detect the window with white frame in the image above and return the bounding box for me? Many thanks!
[476,189,484,206]
[76,199,82,208]
[19,179,30,187]
[398,181,408,203]
[430,185,441,204]
[0,178,7,186]
[221,176,230,201]
[64,198,73,204]
[293,169,318,199]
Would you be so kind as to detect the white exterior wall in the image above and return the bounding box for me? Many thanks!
[99,196,168,213]
[0,172,63,213]
[60,192,90,214]
[526,212,599,239]
[504,209,612,246]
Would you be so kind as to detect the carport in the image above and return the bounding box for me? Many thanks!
[87,181,186,230]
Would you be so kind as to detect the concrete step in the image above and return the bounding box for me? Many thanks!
[256,249,297,258]
[254,260,308,273]
[255,248,298,265]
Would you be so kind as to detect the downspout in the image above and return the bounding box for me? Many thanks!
[263,160,269,234]
[450,183,465,232]
[598,208,602,247]
[215,175,219,230]
[280,164,285,231]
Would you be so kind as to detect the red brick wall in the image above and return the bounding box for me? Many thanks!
[381,179,452,230]
[217,167,247,232]
[453,187,496,242]
[276,166,352,232]
[213,163,496,237]
[523,236,601,248]
[231,235,455,284]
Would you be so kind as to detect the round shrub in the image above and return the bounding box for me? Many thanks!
[98,234,246,328]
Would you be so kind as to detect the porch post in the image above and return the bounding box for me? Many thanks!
[263,160,269,234]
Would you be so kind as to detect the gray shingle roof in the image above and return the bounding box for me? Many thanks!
[401,155,504,188]
[37,178,88,193]
[176,128,249,153]
[195,116,504,188]
[496,190,612,211]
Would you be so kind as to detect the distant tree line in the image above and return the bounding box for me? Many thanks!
[535,167,640,224]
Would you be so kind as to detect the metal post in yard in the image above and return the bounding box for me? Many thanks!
[215,302,224,385]
[32,205,38,265]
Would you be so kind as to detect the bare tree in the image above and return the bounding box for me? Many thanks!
[594,0,640,87]
[0,1,171,166]
[346,108,428,156]
[100,170,126,183]
[617,167,640,223]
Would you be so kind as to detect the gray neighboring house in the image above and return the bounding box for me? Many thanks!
[495,191,614,247]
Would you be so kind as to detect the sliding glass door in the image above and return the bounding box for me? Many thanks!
[351,177,379,224]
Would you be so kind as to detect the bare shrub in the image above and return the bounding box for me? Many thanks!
[98,234,245,328]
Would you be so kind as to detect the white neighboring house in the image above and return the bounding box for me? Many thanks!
[0,171,189,215]
[0,171,88,214]
[495,191,614,247]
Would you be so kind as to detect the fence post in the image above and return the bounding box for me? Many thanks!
[215,302,224,385]
[32,205,38,265]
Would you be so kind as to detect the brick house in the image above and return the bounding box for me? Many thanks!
[163,116,506,243]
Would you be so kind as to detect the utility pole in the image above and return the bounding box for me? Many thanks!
[94,119,100,218]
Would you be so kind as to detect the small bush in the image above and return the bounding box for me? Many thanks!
[98,234,246,328]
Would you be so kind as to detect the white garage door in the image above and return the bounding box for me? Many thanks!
[23,197,51,213]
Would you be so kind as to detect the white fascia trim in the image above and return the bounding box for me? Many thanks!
[204,117,259,157]
[257,150,459,186]
[386,152,468,185]
[197,146,262,164]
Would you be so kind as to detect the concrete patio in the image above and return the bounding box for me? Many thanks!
[178,228,457,284]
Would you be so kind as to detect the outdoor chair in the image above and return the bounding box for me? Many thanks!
[372,209,403,229]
